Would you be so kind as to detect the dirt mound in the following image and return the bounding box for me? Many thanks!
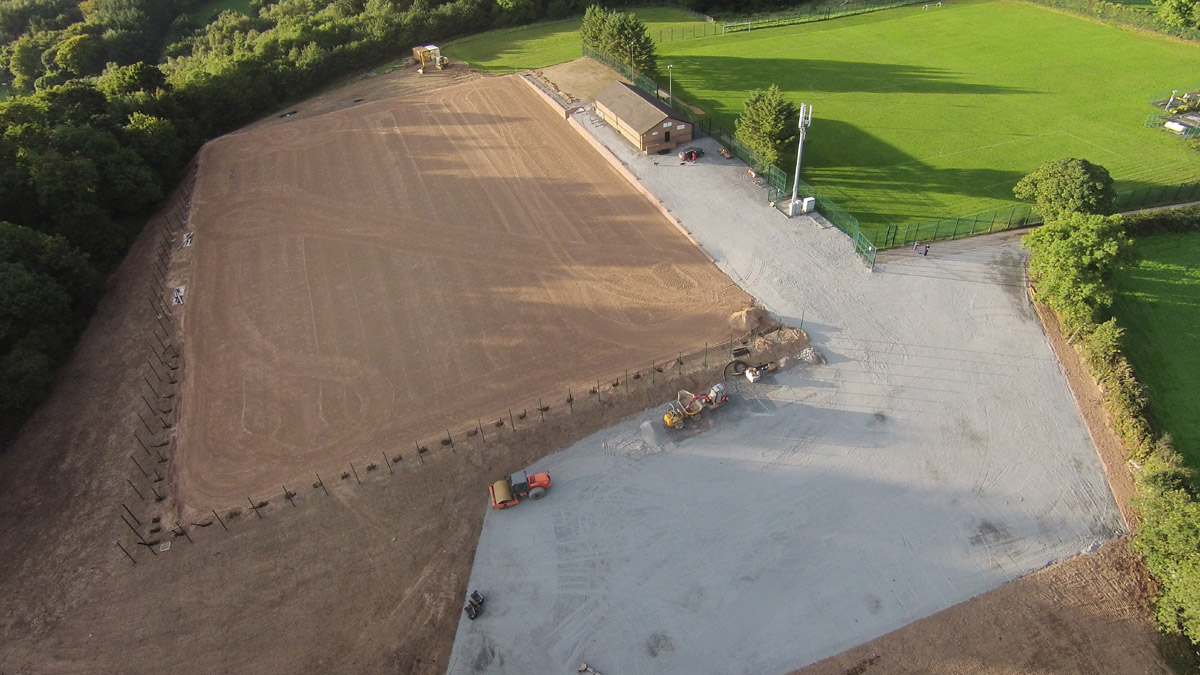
[729,307,779,335]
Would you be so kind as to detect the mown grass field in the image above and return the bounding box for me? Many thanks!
[657,0,1200,239]
[1110,231,1200,468]
[450,1,1200,242]
[446,8,703,72]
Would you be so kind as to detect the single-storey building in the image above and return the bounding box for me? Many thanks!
[594,81,693,154]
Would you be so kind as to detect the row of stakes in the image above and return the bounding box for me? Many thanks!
[116,331,774,565]
[117,166,197,566]
[116,190,780,564]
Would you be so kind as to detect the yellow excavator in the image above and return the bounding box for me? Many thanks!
[413,45,449,74]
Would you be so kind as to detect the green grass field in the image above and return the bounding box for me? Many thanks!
[657,0,1200,239]
[447,8,704,72]
[451,1,1200,242]
[1110,231,1200,469]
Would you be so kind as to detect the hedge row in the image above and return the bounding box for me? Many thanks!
[1026,203,1200,646]
[1020,0,1200,43]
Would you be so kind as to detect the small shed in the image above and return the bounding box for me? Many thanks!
[594,81,693,154]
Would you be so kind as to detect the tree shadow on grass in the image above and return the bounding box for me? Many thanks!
[675,55,1035,98]
[789,119,1028,228]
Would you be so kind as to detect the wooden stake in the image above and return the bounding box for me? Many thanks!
[116,541,137,565]
[131,456,148,478]
[122,514,147,543]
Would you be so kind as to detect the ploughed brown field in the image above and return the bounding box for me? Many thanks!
[179,74,749,507]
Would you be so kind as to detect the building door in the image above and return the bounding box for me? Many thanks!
[665,130,671,142]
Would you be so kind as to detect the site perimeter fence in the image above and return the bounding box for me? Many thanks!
[1145,111,1200,138]
[117,326,806,563]
[582,43,878,267]
[1020,0,1200,43]
[720,0,922,34]
[882,181,1200,249]
[1149,85,1200,107]
[581,44,661,103]
[767,185,878,267]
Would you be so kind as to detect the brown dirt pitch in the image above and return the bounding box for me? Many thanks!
[178,74,748,509]
[793,538,1181,675]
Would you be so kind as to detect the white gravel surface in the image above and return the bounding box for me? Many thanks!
[446,106,1123,675]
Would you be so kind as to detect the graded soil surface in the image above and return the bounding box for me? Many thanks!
[179,74,748,508]
[793,538,1173,675]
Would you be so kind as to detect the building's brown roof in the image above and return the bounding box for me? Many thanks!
[594,81,682,134]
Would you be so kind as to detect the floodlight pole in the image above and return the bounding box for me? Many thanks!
[629,41,635,71]
[668,64,673,106]
[790,103,813,213]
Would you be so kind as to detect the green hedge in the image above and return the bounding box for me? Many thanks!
[1021,0,1200,43]
[1025,204,1200,646]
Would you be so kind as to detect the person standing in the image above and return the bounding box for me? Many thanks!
[923,244,930,256]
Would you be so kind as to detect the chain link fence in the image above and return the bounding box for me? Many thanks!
[880,181,1200,250]
[720,0,922,34]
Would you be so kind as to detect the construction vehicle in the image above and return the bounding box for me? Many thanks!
[463,590,486,620]
[489,470,552,509]
[413,45,449,74]
[743,361,779,383]
[663,382,728,429]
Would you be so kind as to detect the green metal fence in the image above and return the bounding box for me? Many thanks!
[654,23,723,42]
[581,44,660,100]
[883,181,1200,250]
[1149,85,1200,107]
[1114,181,1200,211]
[720,0,922,34]
[768,184,878,268]
[582,43,877,268]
